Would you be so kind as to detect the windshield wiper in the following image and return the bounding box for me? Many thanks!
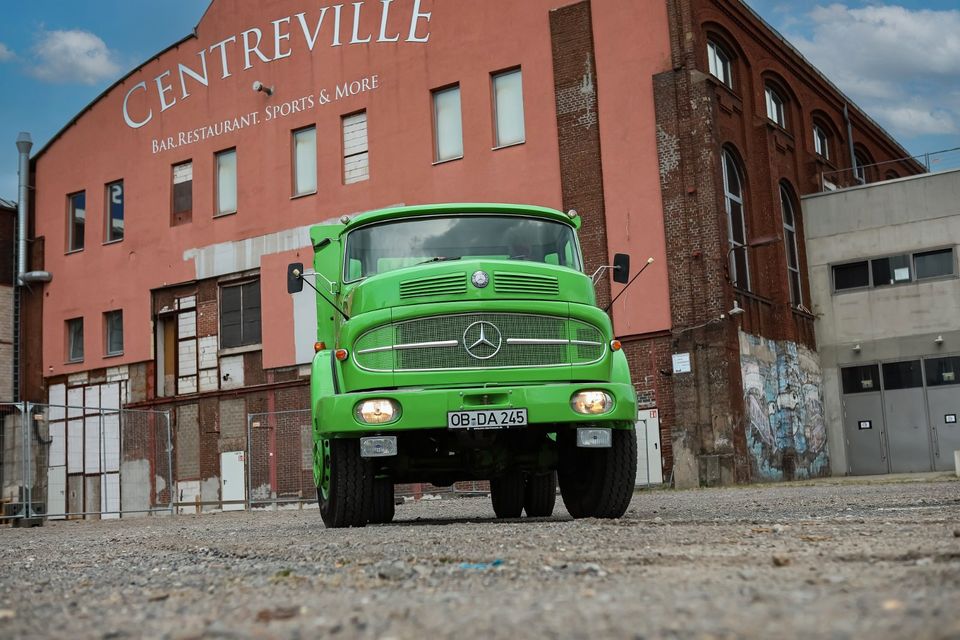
[417,256,461,265]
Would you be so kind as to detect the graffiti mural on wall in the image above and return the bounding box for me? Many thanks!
[740,332,830,480]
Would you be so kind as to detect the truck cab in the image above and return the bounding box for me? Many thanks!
[288,203,637,527]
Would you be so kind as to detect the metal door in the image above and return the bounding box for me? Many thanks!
[635,409,663,486]
[924,356,960,472]
[46,467,66,520]
[882,360,932,473]
[841,364,887,475]
[220,451,246,511]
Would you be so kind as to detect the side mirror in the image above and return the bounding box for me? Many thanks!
[287,262,304,294]
[612,254,630,284]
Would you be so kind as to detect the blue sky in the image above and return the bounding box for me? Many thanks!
[1,1,958,201]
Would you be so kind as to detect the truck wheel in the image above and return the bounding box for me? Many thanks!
[490,471,524,518]
[369,478,395,524]
[523,472,557,517]
[317,438,371,528]
[558,428,637,519]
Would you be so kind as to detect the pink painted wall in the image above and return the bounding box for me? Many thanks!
[33,0,672,377]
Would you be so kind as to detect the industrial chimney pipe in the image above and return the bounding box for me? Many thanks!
[14,133,51,285]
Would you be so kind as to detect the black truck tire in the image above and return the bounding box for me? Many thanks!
[523,471,557,517]
[558,428,637,519]
[318,439,371,528]
[369,478,396,524]
[490,471,525,518]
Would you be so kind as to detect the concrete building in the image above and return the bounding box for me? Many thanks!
[804,169,960,476]
[13,0,922,515]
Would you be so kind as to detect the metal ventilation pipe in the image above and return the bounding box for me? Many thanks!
[15,133,51,285]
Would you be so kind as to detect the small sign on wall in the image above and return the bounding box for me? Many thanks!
[672,353,691,374]
[858,420,873,430]
[946,414,957,424]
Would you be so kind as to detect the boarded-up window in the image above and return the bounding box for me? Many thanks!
[216,149,237,215]
[432,85,462,162]
[293,126,317,195]
[492,68,525,147]
[220,280,261,349]
[342,112,369,184]
[172,161,193,225]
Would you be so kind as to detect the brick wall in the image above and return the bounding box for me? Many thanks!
[549,1,611,309]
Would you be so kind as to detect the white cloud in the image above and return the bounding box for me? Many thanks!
[0,43,13,62]
[29,29,121,85]
[787,4,960,140]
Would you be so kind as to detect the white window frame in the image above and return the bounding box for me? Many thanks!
[104,310,124,356]
[765,86,786,129]
[813,124,829,159]
[67,317,84,363]
[780,184,802,307]
[722,150,750,291]
[707,40,732,89]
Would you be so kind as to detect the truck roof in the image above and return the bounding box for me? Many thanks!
[341,202,580,233]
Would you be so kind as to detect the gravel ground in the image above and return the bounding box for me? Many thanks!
[2,477,959,640]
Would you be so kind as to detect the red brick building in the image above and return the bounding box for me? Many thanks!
[15,0,918,514]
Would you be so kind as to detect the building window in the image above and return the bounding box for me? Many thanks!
[216,149,237,216]
[68,191,86,252]
[841,365,880,394]
[882,360,923,390]
[722,149,750,290]
[914,248,955,279]
[293,126,317,196]
[492,68,525,147]
[432,85,463,163]
[105,181,124,242]
[343,111,370,184]
[854,151,871,184]
[764,85,786,128]
[925,356,960,387]
[885,170,900,181]
[871,254,911,286]
[780,184,802,307]
[66,318,84,363]
[104,310,123,356]
[706,40,732,89]
[813,124,829,159]
[833,261,869,291]
[220,280,261,349]
[172,161,193,225]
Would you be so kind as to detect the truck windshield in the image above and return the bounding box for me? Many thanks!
[343,215,582,281]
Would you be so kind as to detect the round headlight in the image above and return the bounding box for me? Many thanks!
[355,399,400,425]
[570,390,614,415]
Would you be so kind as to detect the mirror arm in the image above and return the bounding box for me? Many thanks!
[604,257,655,314]
[292,268,350,321]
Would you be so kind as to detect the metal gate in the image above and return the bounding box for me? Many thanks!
[1,402,173,521]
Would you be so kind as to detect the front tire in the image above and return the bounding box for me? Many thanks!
[490,471,525,518]
[523,472,557,517]
[558,428,636,519]
[318,439,371,528]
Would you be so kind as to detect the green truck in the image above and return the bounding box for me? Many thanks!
[288,203,638,528]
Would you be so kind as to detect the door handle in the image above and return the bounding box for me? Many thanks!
[932,427,940,458]
[879,431,886,461]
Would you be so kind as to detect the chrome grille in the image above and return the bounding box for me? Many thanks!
[354,313,605,372]
[494,271,560,296]
[399,272,468,299]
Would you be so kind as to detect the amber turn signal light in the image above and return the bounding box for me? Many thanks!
[335,348,349,361]
[610,340,622,351]
[314,341,326,352]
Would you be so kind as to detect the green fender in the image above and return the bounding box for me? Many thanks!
[310,350,339,489]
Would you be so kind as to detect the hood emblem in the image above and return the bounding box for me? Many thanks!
[463,321,502,360]
[471,270,490,289]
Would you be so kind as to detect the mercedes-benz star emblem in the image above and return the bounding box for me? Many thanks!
[463,321,502,360]
[471,270,490,289]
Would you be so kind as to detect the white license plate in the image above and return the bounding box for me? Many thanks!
[447,409,528,429]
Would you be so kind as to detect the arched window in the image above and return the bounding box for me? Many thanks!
[723,149,750,290]
[885,170,900,181]
[854,147,874,184]
[707,40,733,89]
[813,123,829,159]
[780,182,802,307]
[764,85,787,129]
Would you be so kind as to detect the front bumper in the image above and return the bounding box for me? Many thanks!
[315,382,636,438]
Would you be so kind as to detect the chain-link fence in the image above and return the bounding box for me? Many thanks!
[245,409,490,508]
[1,402,172,522]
